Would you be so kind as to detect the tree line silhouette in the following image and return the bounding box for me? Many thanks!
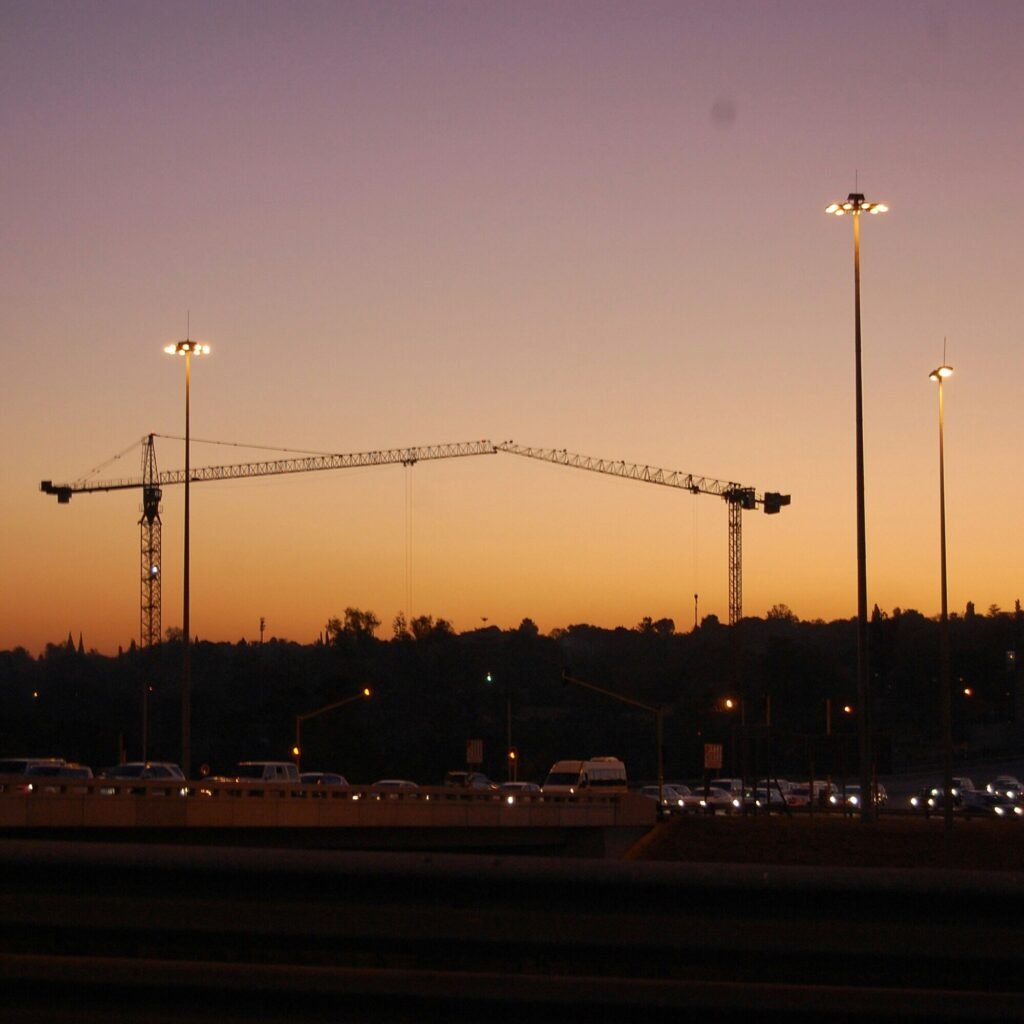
[1,601,1021,784]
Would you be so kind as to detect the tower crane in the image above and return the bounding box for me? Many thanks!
[493,442,790,625]
[41,436,497,647]
[41,435,788,643]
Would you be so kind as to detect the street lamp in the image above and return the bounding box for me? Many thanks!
[930,362,954,835]
[562,671,668,803]
[293,687,371,773]
[826,192,887,821]
[164,338,210,777]
[486,671,515,781]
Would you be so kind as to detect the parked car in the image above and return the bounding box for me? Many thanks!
[952,777,978,804]
[911,780,980,813]
[922,778,990,811]
[702,786,743,814]
[970,791,1024,818]
[300,771,349,787]
[0,758,68,792]
[370,779,419,797]
[216,761,300,783]
[22,763,93,793]
[752,779,792,809]
[986,776,1023,801]
[708,777,744,796]
[99,761,187,796]
[100,761,184,780]
[988,796,1024,819]
[829,783,888,810]
[498,781,542,804]
[786,780,840,809]
[910,786,940,813]
[641,783,701,815]
[444,770,498,790]
[785,784,811,808]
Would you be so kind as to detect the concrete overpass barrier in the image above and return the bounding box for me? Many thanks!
[0,782,655,857]
[1,840,1024,1022]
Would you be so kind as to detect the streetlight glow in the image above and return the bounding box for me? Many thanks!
[826,195,888,217]
[930,365,953,381]
[165,341,210,356]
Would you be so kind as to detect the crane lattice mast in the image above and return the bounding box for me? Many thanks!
[139,434,162,647]
[494,442,789,625]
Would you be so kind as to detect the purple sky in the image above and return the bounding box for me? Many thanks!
[2,1,1022,653]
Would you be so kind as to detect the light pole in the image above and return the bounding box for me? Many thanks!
[826,192,887,821]
[164,338,210,777]
[486,671,515,781]
[293,687,371,773]
[930,362,954,835]
[562,671,667,803]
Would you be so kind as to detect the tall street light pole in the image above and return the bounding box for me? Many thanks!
[562,671,667,804]
[826,192,887,821]
[293,687,372,773]
[164,338,210,777]
[930,362,954,835]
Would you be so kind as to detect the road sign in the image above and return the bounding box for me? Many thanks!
[704,743,723,770]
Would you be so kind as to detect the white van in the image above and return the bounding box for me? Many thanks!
[543,756,627,795]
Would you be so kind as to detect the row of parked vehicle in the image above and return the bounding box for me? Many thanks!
[641,777,890,816]
[909,775,1024,818]
[0,758,547,803]
[0,757,348,793]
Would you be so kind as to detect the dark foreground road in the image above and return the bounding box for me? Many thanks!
[2,834,1024,1022]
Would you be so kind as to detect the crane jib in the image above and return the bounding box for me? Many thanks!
[42,437,788,633]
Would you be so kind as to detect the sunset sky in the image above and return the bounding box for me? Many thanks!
[2,1,1022,656]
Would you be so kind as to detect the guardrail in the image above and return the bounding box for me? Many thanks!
[0,775,623,804]
[1,839,1023,1023]
[0,780,654,859]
